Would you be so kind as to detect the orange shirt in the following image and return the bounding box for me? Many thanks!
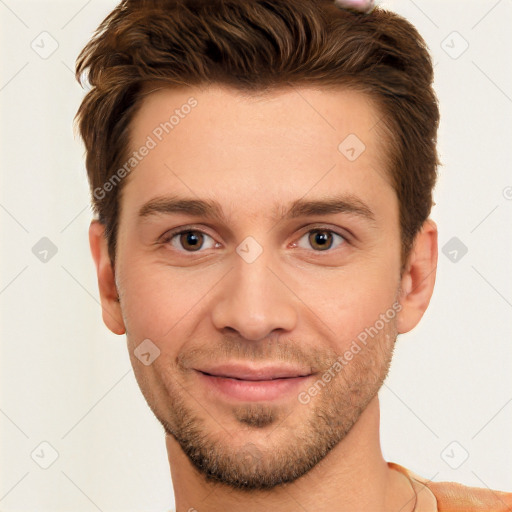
[389,462,512,511]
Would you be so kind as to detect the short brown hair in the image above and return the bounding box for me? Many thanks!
[75,0,439,265]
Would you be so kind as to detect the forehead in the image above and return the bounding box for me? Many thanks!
[121,84,395,222]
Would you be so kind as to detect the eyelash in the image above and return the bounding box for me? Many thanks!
[160,225,349,254]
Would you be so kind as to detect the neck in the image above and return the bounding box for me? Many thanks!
[166,397,413,512]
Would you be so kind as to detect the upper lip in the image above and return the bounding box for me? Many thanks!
[195,363,313,381]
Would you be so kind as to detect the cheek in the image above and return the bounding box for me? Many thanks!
[117,257,221,342]
[294,257,400,348]
[118,262,202,401]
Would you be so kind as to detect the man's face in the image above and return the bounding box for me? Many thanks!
[113,85,403,489]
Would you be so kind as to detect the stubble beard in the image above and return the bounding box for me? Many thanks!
[141,323,397,491]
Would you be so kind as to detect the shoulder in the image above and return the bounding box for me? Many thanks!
[389,462,512,512]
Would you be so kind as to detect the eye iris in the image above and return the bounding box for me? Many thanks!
[180,231,203,251]
[309,230,332,250]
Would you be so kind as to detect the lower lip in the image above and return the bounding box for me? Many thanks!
[196,371,313,401]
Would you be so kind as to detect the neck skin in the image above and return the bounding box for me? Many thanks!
[166,396,415,512]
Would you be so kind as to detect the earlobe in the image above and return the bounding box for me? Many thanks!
[89,221,126,335]
[397,219,438,334]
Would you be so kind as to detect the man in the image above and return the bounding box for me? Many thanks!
[75,0,512,510]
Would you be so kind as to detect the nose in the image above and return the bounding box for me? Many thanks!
[210,250,298,341]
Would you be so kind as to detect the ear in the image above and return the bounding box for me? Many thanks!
[89,221,126,335]
[396,219,438,334]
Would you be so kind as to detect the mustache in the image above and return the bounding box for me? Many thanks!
[176,336,337,373]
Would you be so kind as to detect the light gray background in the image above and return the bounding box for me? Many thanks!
[1,1,511,510]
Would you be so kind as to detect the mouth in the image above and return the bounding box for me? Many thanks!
[194,364,315,401]
[195,363,314,381]
[198,371,306,380]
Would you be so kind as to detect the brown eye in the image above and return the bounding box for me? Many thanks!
[309,230,333,250]
[179,231,204,251]
[296,229,346,252]
[166,230,217,252]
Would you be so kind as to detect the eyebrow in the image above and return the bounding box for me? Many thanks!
[138,194,376,224]
[283,194,375,222]
[138,196,226,223]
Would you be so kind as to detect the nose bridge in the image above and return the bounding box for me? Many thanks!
[210,243,297,341]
